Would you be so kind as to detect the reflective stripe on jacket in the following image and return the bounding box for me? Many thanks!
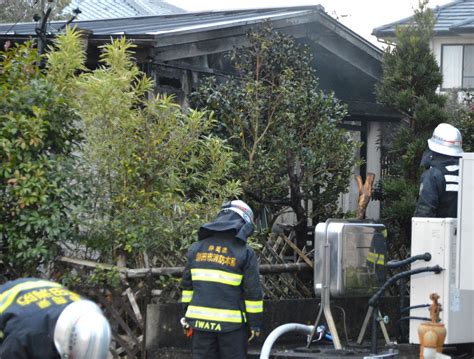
[180,232,263,333]
[0,278,81,359]
[414,156,459,218]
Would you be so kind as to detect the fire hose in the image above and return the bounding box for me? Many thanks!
[259,323,314,359]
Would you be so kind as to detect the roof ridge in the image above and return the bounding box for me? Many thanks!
[123,0,148,15]
[132,0,157,14]
[64,0,187,20]
[135,0,183,13]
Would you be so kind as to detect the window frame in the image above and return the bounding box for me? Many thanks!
[440,43,474,91]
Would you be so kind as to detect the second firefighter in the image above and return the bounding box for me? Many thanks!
[181,200,264,359]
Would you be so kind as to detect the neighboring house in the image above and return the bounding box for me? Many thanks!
[64,0,184,20]
[373,0,474,95]
[0,6,402,221]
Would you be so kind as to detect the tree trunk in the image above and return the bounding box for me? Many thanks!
[286,149,307,248]
[356,172,375,219]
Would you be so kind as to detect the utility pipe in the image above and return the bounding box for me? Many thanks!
[259,323,314,359]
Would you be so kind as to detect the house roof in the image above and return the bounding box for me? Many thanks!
[63,0,184,20]
[0,6,376,52]
[0,6,400,121]
[0,5,382,79]
[373,0,474,38]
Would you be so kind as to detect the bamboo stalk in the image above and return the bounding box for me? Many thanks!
[58,256,311,278]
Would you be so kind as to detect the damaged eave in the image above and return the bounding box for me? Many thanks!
[88,34,157,46]
[345,101,403,122]
[149,9,325,62]
[309,11,383,82]
[314,11,382,60]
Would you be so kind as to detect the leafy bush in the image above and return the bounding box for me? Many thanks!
[192,24,360,246]
[0,42,81,276]
[1,27,242,277]
[62,35,241,265]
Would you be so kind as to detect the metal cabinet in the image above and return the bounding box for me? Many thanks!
[314,219,387,297]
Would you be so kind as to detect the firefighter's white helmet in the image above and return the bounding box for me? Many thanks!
[54,300,111,359]
[427,123,463,157]
[220,200,254,224]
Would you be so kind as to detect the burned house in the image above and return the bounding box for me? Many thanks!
[0,5,401,219]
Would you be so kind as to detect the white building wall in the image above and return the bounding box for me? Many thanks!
[365,121,382,220]
[340,121,382,220]
[339,126,361,216]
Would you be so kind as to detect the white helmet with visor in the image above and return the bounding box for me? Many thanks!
[54,300,111,359]
[427,123,463,157]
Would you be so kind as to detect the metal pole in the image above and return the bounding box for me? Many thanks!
[357,306,373,344]
[306,219,342,350]
[399,277,407,341]
[371,304,378,354]
[36,0,51,58]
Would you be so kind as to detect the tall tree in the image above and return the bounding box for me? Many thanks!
[0,0,71,23]
[445,90,474,153]
[376,0,448,245]
[192,24,360,247]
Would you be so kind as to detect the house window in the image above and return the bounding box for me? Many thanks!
[442,44,474,89]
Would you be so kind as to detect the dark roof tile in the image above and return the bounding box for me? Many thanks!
[64,0,183,21]
[373,0,474,37]
[0,7,320,36]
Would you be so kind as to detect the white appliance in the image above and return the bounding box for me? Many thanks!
[409,153,474,344]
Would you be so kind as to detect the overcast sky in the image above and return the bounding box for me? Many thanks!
[167,0,453,48]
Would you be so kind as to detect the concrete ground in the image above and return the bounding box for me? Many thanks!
[146,298,473,359]
[150,342,474,358]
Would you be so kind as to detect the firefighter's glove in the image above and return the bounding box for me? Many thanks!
[248,327,261,343]
[180,317,193,338]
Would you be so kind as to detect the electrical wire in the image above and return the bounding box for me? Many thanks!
[3,11,27,36]
[332,305,350,346]
[3,0,44,35]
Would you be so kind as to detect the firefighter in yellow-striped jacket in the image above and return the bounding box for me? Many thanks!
[180,200,263,359]
[0,278,111,359]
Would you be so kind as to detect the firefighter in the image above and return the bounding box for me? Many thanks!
[180,200,264,359]
[0,277,111,359]
[414,123,463,218]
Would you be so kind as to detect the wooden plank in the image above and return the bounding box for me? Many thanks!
[58,256,124,270]
[259,280,279,300]
[262,242,304,296]
[111,333,136,358]
[264,238,313,297]
[100,297,140,347]
[258,255,292,298]
[355,172,375,219]
[259,262,310,274]
[261,274,290,299]
[124,288,144,328]
[58,256,311,277]
[108,347,120,359]
[281,235,314,268]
